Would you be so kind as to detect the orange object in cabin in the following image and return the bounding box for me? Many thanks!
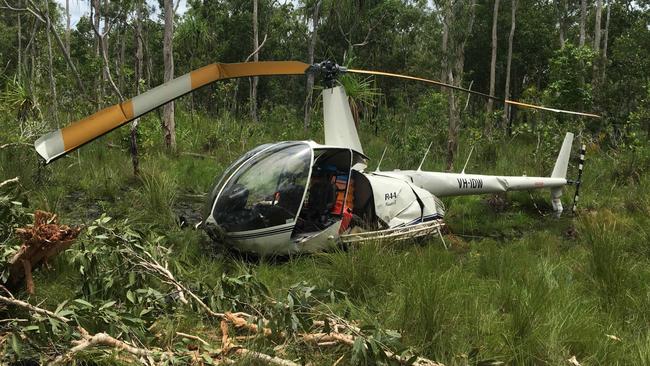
[331,175,354,215]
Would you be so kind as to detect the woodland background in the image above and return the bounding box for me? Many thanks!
[0,0,650,365]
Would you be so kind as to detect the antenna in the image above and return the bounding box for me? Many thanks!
[375,147,388,172]
[417,142,434,171]
[460,145,475,174]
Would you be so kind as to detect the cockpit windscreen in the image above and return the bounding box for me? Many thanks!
[213,142,311,232]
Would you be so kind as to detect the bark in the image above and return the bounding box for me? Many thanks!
[131,2,144,176]
[444,0,476,171]
[440,15,448,82]
[487,0,499,118]
[579,0,586,47]
[593,0,603,82]
[557,0,567,48]
[17,4,21,81]
[503,0,516,130]
[303,0,322,131]
[250,0,259,123]
[44,1,57,120]
[65,0,70,55]
[163,0,175,149]
[93,0,101,105]
[601,0,610,82]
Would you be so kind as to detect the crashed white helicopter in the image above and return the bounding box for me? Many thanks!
[34,61,595,255]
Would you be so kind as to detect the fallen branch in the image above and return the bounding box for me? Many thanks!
[235,348,300,366]
[0,177,19,189]
[0,294,69,322]
[50,327,155,365]
[0,143,31,149]
[176,331,209,346]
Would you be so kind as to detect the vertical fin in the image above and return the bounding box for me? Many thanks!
[550,132,574,217]
[551,132,574,178]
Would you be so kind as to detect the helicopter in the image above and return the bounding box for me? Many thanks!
[33,60,596,255]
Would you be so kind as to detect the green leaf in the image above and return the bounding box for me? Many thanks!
[127,290,136,303]
[10,333,21,356]
[73,299,93,308]
[99,300,117,310]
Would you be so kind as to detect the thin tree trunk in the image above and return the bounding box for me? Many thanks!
[17,5,21,81]
[131,2,144,176]
[592,0,602,83]
[65,0,70,55]
[250,0,259,123]
[102,0,110,96]
[601,0,610,83]
[503,0,516,130]
[162,0,176,149]
[579,0,586,47]
[93,0,101,105]
[44,1,58,120]
[303,0,321,131]
[440,16,448,82]
[486,0,499,129]
[557,0,567,48]
[445,0,476,171]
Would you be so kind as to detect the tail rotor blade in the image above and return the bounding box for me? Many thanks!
[346,68,600,119]
[35,61,310,163]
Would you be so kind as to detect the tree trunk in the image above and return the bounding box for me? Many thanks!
[131,2,144,176]
[102,0,110,95]
[162,0,176,150]
[303,0,322,131]
[592,0,603,82]
[17,4,21,81]
[250,0,259,123]
[93,0,102,105]
[444,0,476,171]
[579,0,586,47]
[440,16,448,82]
[503,0,517,130]
[486,0,499,132]
[65,0,70,55]
[557,0,567,48]
[44,1,58,120]
[601,0,610,83]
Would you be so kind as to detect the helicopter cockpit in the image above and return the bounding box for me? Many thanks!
[211,142,312,233]
[204,141,371,254]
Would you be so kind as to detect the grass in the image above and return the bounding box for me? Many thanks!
[1,103,650,364]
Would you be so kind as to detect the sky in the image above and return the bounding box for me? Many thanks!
[53,0,189,29]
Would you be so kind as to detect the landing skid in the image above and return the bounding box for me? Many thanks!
[340,219,446,245]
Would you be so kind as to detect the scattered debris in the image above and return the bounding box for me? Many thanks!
[567,355,581,366]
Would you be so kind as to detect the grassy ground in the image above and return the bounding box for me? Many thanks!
[1,106,649,365]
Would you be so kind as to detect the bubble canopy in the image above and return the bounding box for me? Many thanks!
[211,142,312,233]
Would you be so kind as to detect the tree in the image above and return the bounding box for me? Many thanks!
[162,0,175,150]
[579,0,586,47]
[250,0,259,123]
[131,1,145,176]
[601,0,611,83]
[486,0,499,131]
[44,0,57,119]
[439,0,476,170]
[303,0,322,131]
[503,0,517,130]
[592,0,603,82]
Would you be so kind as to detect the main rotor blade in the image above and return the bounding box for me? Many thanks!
[34,61,310,163]
[347,68,600,119]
